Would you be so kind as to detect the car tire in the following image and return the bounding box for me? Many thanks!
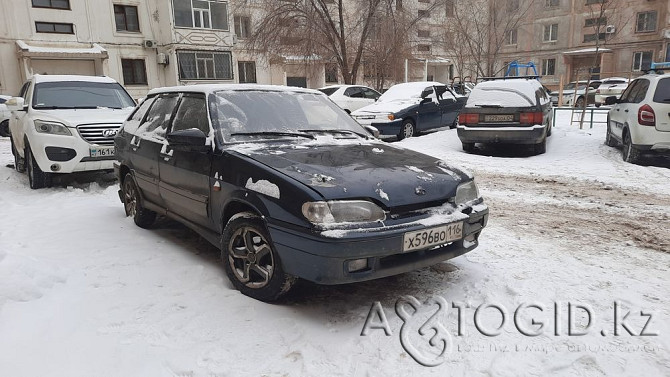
[534,138,547,155]
[11,136,26,173]
[221,212,296,302]
[462,142,475,153]
[26,145,52,189]
[450,117,458,129]
[575,97,585,108]
[0,120,9,137]
[398,119,415,140]
[605,119,618,147]
[622,131,641,164]
[547,123,552,137]
[122,173,156,228]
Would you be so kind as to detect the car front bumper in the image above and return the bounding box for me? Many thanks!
[353,118,404,138]
[267,205,488,284]
[457,124,546,144]
[28,130,116,174]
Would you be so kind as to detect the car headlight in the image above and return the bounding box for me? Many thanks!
[455,180,480,205]
[375,113,394,121]
[34,120,71,136]
[302,200,386,224]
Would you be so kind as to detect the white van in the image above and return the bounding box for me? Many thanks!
[7,75,136,188]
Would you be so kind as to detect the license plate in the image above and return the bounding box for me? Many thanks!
[484,114,514,122]
[403,223,463,252]
[90,146,115,158]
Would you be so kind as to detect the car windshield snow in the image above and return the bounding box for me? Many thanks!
[209,90,368,141]
[33,81,136,109]
[377,84,428,102]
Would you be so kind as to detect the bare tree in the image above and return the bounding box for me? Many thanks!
[442,0,537,78]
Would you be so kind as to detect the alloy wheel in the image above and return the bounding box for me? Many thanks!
[228,227,275,288]
[123,179,138,217]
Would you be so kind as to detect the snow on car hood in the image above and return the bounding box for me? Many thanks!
[236,142,470,209]
[29,107,134,126]
[351,99,422,115]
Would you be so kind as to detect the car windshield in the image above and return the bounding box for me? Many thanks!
[377,84,428,102]
[652,77,670,103]
[209,90,368,142]
[33,81,135,109]
[318,87,338,96]
[564,83,586,91]
[603,79,627,85]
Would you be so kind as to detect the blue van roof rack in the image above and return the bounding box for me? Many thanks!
[642,61,670,74]
[480,75,540,81]
[505,61,540,79]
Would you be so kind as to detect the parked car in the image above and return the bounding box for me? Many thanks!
[559,80,601,108]
[457,77,553,154]
[114,84,489,301]
[7,75,136,189]
[318,85,381,113]
[351,81,466,140]
[594,77,630,107]
[605,72,670,164]
[0,95,11,137]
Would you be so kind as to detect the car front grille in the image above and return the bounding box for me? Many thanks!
[77,124,121,146]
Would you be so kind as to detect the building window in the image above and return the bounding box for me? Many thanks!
[632,51,653,71]
[418,10,430,18]
[177,51,232,80]
[234,15,251,39]
[325,63,338,83]
[445,0,454,16]
[541,58,556,75]
[417,44,431,52]
[507,28,517,45]
[507,0,519,12]
[418,0,430,3]
[121,59,148,85]
[584,17,606,27]
[586,0,608,4]
[583,33,606,43]
[173,0,229,30]
[396,0,402,10]
[636,11,657,33]
[114,5,140,32]
[543,24,558,42]
[418,29,430,38]
[35,22,74,34]
[238,61,257,83]
[545,0,558,7]
[32,0,70,9]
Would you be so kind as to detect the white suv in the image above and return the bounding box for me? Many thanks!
[605,71,670,164]
[7,75,136,188]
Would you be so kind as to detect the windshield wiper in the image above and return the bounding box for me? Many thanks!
[300,129,366,138]
[230,131,315,139]
[475,104,503,108]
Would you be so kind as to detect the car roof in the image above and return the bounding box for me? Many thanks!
[475,78,542,90]
[389,81,445,89]
[148,84,323,96]
[31,74,119,84]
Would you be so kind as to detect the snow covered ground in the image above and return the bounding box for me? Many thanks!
[1,111,669,376]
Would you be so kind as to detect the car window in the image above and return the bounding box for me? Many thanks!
[652,77,670,104]
[24,83,34,106]
[619,80,639,103]
[32,81,135,109]
[171,94,210,135]
[123,96,156,135]
[362,88,380,100]
[318,87,338,96]
[345,87,365,98]
[630,79,650,104]
[18,82,29,98]
[137,94,179,138]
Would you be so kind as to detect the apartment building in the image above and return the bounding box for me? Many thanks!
[498,0,670,89]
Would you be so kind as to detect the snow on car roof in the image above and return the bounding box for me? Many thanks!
[148,84,323,96]
[378,81,445,102]
[32,74,120,84]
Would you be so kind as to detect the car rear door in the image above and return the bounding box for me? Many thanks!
[416,86,441,131]
[652,77,670,132]
[609,80,641,139]
[437,86,462,126]
[343,87,374,112]
[158,93,214,228]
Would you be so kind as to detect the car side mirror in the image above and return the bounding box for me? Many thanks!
[604,96,618,105]
[167,128,209,152]
[364,125,380,138]
[6,97,26,111]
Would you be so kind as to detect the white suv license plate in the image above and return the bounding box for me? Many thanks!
[403,222,463,252]
[90,146,115,158]
[484,114,514,122]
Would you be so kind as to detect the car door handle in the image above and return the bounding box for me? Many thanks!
[624,110,628,113]
[160,145,173,161]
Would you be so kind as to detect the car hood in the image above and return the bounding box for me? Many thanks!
[235,142,470,210]
[351,99,421,115]
[30,108,134,127]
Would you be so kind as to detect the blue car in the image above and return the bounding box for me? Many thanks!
[351,81,467,140]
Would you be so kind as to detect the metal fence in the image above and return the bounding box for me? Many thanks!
[552,106,610,129]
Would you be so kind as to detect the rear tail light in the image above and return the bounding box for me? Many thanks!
[519,112,543,125]
[459,113,479,124]
[596,89,601,94]
[638,104,655,127]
